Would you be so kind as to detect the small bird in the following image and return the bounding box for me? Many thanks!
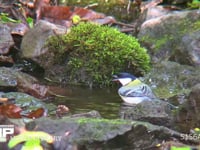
[112,72,156,104]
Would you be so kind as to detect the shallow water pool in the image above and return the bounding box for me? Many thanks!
[52,86,122,119]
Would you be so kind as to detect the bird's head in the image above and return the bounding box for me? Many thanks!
[112,72,137,86]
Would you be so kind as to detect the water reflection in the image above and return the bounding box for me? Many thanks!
[52,86,121,119]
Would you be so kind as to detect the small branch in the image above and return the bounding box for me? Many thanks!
[84,3,99,9]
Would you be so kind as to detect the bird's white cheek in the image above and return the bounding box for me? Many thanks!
[118,78,132,86]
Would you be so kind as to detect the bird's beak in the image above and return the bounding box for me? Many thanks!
[112,75,119,82]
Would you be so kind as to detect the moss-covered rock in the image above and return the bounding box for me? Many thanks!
[2,92,56,114]
[138,10,200,64]
[48,22,150,87]
[25,116,190,149]
[143,61,200,100]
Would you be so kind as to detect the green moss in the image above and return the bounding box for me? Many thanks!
[187,0,200,9]
[48,22,150,87]
[154,36,168,50]
[192,21,200,31]
[77,118,129,125]
[140,16,200,59]
[154,87,190,99]
[140,35,171,53]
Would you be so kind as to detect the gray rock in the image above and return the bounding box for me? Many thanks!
[1,92,56,114]
[0,67,49,98]
[0,24,14,54]
[0,67,36,90]
[145,6,173,20]
[178,31,200,66]
[119,99,174,127]
[143,61,200,100]
[25,116,185,150]
[20,20,69,83]
[174,84,200,132]
[21,20,67,58]
[138,10,200,65]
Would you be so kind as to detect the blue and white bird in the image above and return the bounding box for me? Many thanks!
[112,72,156,104]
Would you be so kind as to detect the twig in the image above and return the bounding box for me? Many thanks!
[84,3,98,9]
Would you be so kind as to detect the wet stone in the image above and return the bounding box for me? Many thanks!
[119,99,175,127]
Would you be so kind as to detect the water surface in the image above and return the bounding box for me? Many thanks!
[53,86,122,119]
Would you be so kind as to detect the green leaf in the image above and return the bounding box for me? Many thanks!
[22,139,42,150]
[171,146,191,150]
[8,131,53,149]
[26,17,34,28]
[0,13,21,23]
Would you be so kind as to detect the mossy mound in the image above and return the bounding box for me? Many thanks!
[48,22,150,87]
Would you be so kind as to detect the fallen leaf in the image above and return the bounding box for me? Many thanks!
[0,98,8,103]
[71,7,105,21]
[24,108,45,119]
[0,104,22,118]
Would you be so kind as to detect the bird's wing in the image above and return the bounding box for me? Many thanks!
[119,84,156,98]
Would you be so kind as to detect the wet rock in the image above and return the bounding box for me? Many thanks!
[0,24,14,54]
[138,10,200,65]
[171,31,200,66]
[21,20,67,58]
[24,116,188,150]
[174,84,200,132]
[70,110,101,118]
[119,99,174,127]
[0,67,18,90]
[143,61,200,100]
[0,67,49,98]
[1,92,56,115]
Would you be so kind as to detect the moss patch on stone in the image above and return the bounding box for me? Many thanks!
[48,22,150,87]
[139,13,200,62]
[76,118,130,125]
